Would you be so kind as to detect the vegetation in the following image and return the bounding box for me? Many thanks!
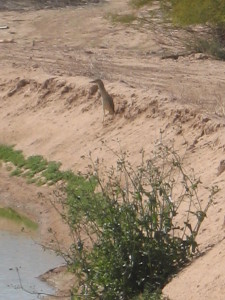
[0,143,218,299]
[167,0,225,58]
[0,144,26,168]
[130,0,153,9]
[53,145,218,299]
[187,37,225,60]
[107,13,137,24]
[0,144,96,190]
[167,0,225,27]
[124,0,225,60]
[0,207,38,230]
[0,1,223,298]
[0,144,65,185]
[130,0,225,28]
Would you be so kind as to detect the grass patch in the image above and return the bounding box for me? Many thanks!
[42,161,63,183]
[10,167,23,177]
[107,12,137,24]
[0,207,38,230]
[0,144,26,167]
[0,144,91,189]
[130,0,153,8]
[0,144,65,186]
[24,155,48,174]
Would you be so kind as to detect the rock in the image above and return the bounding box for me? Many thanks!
[217,160,225,176]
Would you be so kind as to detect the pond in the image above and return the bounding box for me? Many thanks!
[0,230,65,300]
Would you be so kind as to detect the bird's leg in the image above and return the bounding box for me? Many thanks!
[102,108,105,123]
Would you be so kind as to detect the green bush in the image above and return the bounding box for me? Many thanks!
[166,0,225,59]
[129,0,225,27]
[169,0,225,27]
[187,37,225,60]
[56,145,218,299]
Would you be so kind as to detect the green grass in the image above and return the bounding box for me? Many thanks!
[0,144,26,167]
[0,144,66,185]
[11,167,23,177]
[0,144,94,191]
[0,207,38,230]
[42,161,63,183]
[0,144,96,234]
[0,144,97,238]
[0,144,98,200]
[24,155,48,174]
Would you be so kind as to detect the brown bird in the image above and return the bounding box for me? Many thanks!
[90,79,115,122]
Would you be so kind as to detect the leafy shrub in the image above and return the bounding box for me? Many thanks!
[128,0,225,27]
[168,0,225,27]
[55,145,218,299]
[187,37,225,60]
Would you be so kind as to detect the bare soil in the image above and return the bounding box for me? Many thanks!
[0,0,100,11]
[0,1,225,299]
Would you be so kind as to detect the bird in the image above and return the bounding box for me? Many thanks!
[90,79,115,123]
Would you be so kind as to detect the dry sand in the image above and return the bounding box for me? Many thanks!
[0,0,225,299]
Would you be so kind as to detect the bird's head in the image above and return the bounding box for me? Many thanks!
[90,79,104,89]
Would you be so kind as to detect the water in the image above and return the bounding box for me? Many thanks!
[0,230,65,300]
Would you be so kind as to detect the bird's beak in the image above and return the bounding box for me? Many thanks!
[90,80,96,83]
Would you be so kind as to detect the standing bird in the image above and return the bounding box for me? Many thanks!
[90,79,115,123]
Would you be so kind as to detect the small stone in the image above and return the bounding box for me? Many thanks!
[217,160,225,176]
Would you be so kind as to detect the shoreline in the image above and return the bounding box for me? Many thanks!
[0,166,74,298]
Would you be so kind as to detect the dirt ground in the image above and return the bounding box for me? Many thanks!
[1,0,225,299]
